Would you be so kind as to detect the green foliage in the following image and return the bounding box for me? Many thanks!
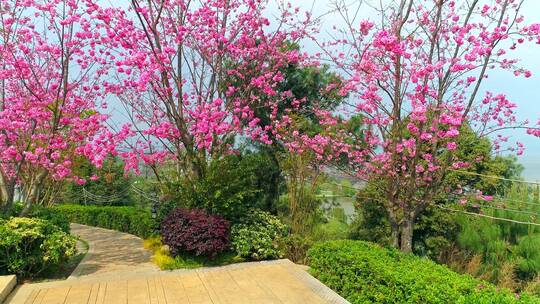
[242,152,283,212]
[307,240,540,304]
[278,234,314,264]
[311,208,349,241]
[516,236,540,280]
[5,203,71,233]
[454,184,540,283]
[0,217,77,278]
[279,152,325,235]
[231,210,288,260]
[53,204,155,238]
[165,154,268,222]
[413,206,461,261]
[64,156,133,206]
[444,126,523,196]
[29,206,71,233]
[348,182,392,245]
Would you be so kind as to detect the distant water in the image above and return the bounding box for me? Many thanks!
[519,155,540,182]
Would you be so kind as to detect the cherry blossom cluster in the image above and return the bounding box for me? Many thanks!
[0,0,123,190]
[85,0,314,174]
[277,0,540,195]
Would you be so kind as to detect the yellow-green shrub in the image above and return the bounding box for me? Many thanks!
[0,217,77,278]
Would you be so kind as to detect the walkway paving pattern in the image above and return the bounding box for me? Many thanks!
[5,224,349,304]
[68,224,159,279]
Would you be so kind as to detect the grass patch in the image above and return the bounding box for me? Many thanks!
[144,237,244,270]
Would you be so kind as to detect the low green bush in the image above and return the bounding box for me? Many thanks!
[231,210,288,260]
[278,234,313,264]
[162,155,261,222]
[307,240,540,304]
[52,205,155,238]
[29,206,71,233]
[0,217,77,278]
[2,203,71,233]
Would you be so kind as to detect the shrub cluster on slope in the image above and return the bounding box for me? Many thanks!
[308,240,540,304]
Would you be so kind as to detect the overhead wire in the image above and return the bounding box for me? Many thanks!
[448,169,540,185]
[437,205,540,226]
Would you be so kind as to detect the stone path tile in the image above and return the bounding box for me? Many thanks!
[68,223,159,279]
[7,260,350,304]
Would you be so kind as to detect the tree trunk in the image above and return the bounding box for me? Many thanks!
[400,216,414,253]
[0,182,15,216]
[388,207,415,253]
[20,171,47,216]
[390,218,400,249]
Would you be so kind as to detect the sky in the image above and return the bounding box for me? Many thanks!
[275,0,540,180]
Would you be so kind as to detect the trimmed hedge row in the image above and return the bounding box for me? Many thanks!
[3,204,71,233]
[52,205,156,238]
[307,240,540,304]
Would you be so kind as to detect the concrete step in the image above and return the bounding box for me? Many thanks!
[0,275,16,303]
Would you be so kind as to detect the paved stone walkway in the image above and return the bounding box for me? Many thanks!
[68,224,159,279]
[5,224,349,304]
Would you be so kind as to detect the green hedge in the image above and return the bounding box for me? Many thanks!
[3,204,71,233]
[307,240,540,304]
[52,205,156,238]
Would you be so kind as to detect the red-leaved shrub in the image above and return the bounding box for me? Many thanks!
[161,208,230,258]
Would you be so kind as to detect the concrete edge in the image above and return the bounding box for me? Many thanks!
[0,275,16,304]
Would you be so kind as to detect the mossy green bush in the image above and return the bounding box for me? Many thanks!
[0,217,77,278]
[307,240,540,304]
[53,204,155,238]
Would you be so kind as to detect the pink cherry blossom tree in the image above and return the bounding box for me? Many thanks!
[280,0,540,252]
[0,0,120,215]
[93,0,313,185]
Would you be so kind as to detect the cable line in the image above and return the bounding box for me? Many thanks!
[448,169,540,185]
[437,205,540,226]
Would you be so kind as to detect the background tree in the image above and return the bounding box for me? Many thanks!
[96,0,314,188]
[64,157,133,206]
[283,0,540,252]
